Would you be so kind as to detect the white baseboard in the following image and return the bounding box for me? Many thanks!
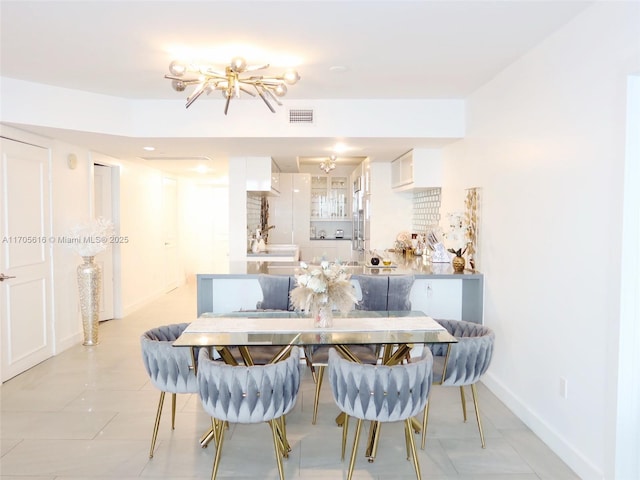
[482,372,603,480]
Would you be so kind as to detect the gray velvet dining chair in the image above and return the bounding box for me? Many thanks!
[421,319,495,449]
[235,274,297,365]
[140,323,199,458]
[328,347,433,480]
[307,274,415,424]
[256,274,295,310]
[197,346,301,480]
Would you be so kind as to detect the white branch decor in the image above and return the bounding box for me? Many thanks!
[66,217,114,257]
[290,261,357,319]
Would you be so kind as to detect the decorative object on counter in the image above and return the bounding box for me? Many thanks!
[426,229,451,263]
[451,253,466,273]
[66,217,114,346]
[465,188,479,271]
[290,261,357,328]
[369,250,380,265]
[164,56,300,115]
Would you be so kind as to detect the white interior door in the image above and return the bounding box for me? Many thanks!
[0,138,53,382]
[162,177,180,292]
[93,164,114,321]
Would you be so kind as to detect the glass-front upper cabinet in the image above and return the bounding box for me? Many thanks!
[310,175,349,219]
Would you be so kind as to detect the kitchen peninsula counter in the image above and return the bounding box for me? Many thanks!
[197,255,484,324]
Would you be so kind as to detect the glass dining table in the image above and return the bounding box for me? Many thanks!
[173,310,457,462]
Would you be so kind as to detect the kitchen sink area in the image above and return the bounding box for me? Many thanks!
[246,244,300,262]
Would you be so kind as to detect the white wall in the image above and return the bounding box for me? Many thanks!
[369,162,412,250]
[439,3,640,479]
[179,180,229,277]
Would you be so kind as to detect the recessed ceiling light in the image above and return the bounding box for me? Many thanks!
[143,146,155,151]
[329,65,348,73]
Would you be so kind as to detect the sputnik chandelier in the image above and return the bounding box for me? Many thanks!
[319,155,337,173]
[164,57,300,115]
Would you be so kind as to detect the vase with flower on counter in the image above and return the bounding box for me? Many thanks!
[448,246,467,273]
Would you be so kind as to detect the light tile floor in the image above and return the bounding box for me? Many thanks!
[0,283,580,479]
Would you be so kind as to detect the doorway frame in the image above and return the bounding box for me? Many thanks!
[88,155,122,319]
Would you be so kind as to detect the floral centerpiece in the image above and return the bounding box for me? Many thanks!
[443,212,470,272]
[290,261,357,328]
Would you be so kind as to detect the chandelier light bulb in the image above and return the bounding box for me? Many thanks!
[230,56,247,73]
[168,60,187,77]
[283,69,300,85]
[274,84,288,97]
[171,79,186,92]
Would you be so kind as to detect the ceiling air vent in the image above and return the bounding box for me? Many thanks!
[289,109,314,124]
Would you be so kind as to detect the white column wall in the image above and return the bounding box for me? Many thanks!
[439,3,640,479]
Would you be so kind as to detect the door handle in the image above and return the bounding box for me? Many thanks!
[0,273,16,282]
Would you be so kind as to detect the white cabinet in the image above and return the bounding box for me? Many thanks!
[391,149,442,191]
[268,173,310,246]
[310,174,349,219]
[246,156,279,194]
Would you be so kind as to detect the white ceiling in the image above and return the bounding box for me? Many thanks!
[1,0,592,176]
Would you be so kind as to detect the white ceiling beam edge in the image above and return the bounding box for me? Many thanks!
[1,77,465,141]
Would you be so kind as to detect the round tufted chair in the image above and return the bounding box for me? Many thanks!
[306,274,415,425]
[422,319,495,449]
[197,346,301,480]
[140,323,199,458]
[328,347,433,480]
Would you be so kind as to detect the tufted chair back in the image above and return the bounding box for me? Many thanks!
[422,319,495,450]
[327,347,433,480]
[140,323,199,458]
[141,323,198,393]
[197,347,301,480]
[328,348,432,422]
[430,319,494,386]
[198,346,301,423]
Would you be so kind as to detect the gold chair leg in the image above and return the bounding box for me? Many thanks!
[279,416,291,456]
[269,420,286,480]
[149,391,166,458]
[312,366,325,425]
[347,419,363,480]
[460,386,468,422]
[404,417,411,460]
[210,418,226,480]
[270,416,290,458]
[171,393,177,429]
[341,414,350,461]
[470,383,486,448]
[405,418,422,480]
[365,421,381,462]
[421,399,430,449]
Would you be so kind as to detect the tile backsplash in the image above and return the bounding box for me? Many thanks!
[412,188,441,234]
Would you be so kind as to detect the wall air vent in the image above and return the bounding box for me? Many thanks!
[289,109,314,124]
